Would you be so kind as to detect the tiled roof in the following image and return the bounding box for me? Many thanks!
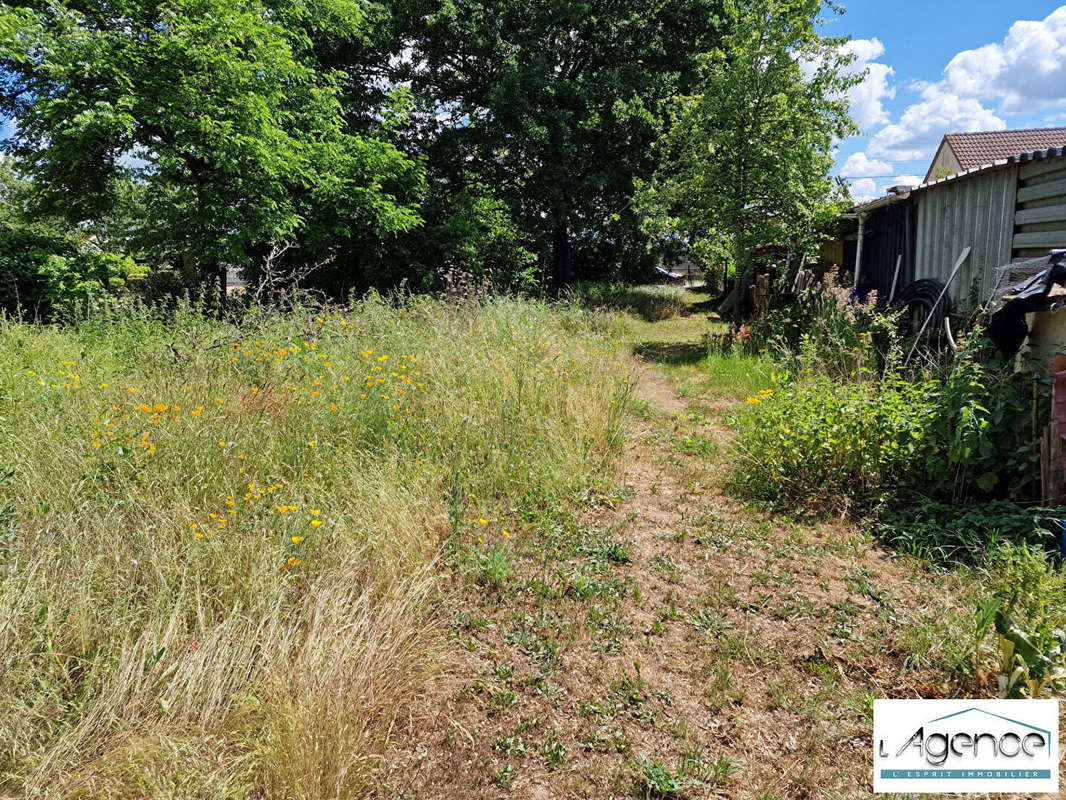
[945,128,1066,171]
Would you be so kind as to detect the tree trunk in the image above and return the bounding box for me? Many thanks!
[730,244,753,325]
[217,263,227,318]
[552,220,573,288]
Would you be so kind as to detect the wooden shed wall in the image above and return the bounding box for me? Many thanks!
[1013,156,1066,259]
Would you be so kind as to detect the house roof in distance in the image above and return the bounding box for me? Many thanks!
[944,127,1066,172]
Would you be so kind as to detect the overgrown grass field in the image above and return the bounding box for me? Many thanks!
[6,284,1063,799]
[0,296,634,798]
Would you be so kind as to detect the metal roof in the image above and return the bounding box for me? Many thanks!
[852,146,1066,214]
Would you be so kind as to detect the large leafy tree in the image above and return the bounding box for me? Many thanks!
[0,0,421,299]
[395,0,724,285]
[645,0,856,301]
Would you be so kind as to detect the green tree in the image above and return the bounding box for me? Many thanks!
[644,0,856,307]
[397,0,724,286]
[0,0,421,301]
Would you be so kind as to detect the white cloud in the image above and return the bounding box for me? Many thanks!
[841,37,885,65]
[803,38,895,130]
[868,83,1004,162]
[839,38,895,130]
[944,7,1066,113]
[839,151,892,178]
[850,178,877,200]
[846,11,1066,184]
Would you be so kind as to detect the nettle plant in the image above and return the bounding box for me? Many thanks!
[924,341,1045,504]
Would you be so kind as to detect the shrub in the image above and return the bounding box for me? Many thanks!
[0,224,150,319]
[429,191,538,292]
[730,374,933,509]
[38,251,151,317]
[731,332,1047,512]
[757,267,900,381]
[922,342,1043,504]
[0,225,77,318]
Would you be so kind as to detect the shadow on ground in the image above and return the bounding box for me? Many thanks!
[686,299,721,315]
[633,340,707,365]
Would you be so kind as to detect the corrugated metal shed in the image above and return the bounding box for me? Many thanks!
[913,163,1017,304]
[853,147,1066,309]
[856,197,915,299]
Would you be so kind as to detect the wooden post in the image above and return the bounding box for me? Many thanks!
[789,253,807,294]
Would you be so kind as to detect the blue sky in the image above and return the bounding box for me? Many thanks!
[825,1,1066,198]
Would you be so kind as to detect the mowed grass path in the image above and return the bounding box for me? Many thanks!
[381,289,1004,800]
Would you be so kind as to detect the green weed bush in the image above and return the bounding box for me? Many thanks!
[0,225,149,320]
[927,346,1044,503]
[757,267,899,381]
[732,333,1046,512]
[730,374,932,508]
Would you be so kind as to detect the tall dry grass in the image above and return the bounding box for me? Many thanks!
[0,294,633,798]
[568,282,689,322]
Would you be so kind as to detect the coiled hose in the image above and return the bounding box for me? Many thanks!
[891,279,953,337]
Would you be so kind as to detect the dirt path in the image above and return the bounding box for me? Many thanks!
[380,350,977,800]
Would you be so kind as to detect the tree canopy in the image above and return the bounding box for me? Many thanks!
[399,0,725,284]
[0,0,858,306]
[0,0,421,294]
[642,0,857,287]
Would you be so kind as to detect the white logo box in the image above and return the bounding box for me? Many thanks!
[873,699,1059,794]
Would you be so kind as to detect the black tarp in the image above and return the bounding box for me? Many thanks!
[988,250,1066,357]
